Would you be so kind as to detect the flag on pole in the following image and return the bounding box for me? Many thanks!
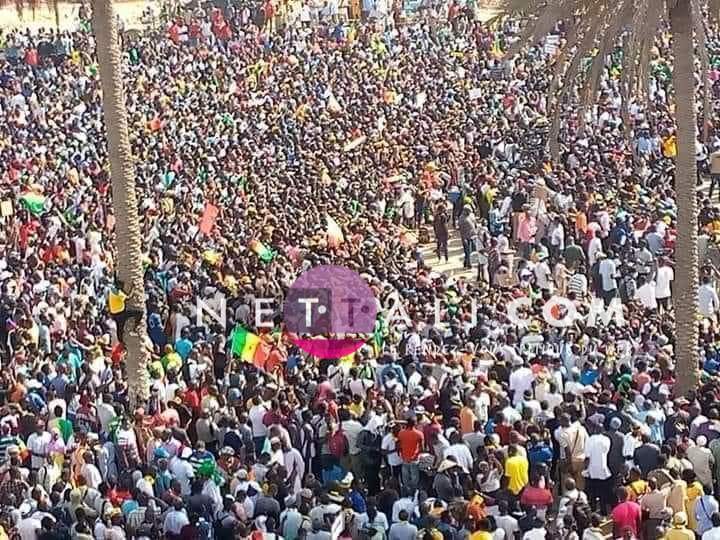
[490,34,503,57]
[326,216,344,248]
[327,92,342,114]
[343,135,367,152]
[19,192,46,216]
[230,325,262,362]
[249,240,276,263]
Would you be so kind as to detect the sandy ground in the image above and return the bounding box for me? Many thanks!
[1,1,498,32]
[0,1,154,32]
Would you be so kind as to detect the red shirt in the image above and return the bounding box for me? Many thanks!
[183,389,200,412]
[396,428,424,463]
[25,48,38,66]
[168,24,180,44]
[495,423,512,445]
[611,501,642,538]
[520,486,553,509]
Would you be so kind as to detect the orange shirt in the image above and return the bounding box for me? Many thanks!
[575,212,588,235]
[460,406,477,435]
[396,428,424,463]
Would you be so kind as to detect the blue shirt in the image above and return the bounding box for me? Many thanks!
[697,495,719,535]
[580,368,599,386]
[175,338,193,361]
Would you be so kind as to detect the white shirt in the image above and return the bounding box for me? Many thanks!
[699,283,719,317]
[584,433,611,479]
[27,431,52,470]
[391,497,417,523]
[249,403,269,437]
[509,367,534,405]
[635,282,658,310]
[496,515,520,540]
[598,259,617,292]
[163,509,189,535]
[169,457,195,496]
[655,266,674,299]
[587,237,603,266]
[523,527,547,540]
[18,512,53,540]
[382,433,402,467]
[283,447,305,494]
[444,443,473,471]
[703,527,720,540]
[623,433,642,459]
[534,262,553,291]
[81,463,102,489]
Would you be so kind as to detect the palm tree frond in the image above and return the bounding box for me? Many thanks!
[636,0,664,109]
[579,0,633,128]
[547,4,606,154]
[619,0,649,133]
[503,0,577,57]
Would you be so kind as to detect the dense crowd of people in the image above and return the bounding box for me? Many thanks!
[1,0,720,539]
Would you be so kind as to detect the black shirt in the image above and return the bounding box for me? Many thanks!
[634,443,661,476]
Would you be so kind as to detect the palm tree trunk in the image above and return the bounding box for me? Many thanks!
[92,0,150,407]
[670,0,699,395]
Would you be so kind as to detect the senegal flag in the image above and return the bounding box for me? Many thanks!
[230,325,262,362]
[19,192,46,216]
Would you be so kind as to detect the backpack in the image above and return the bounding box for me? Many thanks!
[214,511,236,540]
[646,381,663,402]
[197,518,213,540]
[328,428,349,458]
[398,334,410,357]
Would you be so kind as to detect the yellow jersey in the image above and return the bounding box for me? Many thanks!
[108,289,127,314]
[505,455,529,495]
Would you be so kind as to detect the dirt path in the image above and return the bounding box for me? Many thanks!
[0,1,153,32]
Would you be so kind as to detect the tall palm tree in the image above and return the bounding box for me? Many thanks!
[494,0,701,394]
[92,0,151,407]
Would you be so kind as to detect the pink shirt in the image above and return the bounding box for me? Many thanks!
[518,214,537,243]
[611,501,642,538]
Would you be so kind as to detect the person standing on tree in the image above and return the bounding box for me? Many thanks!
[108,277,143,345]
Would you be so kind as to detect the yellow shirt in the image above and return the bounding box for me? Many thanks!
[349,402,365,419]
[685,481,704,531]
[162,352,182,373]
[662,136,677,158]
[108,289,127,314]
[505,455,529,495]
[664,526,695,540]
[470,531,493,540]
[627,479,648,501]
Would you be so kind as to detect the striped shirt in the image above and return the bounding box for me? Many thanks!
[567,274,588,296]
[0,435,21,463]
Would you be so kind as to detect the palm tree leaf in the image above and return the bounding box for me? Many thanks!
[547,5,606,154]
[636,0,665,108]
[619,0,649,132]
[579,0,633,126]
[546,11,583,101]
[503,0,578,57]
